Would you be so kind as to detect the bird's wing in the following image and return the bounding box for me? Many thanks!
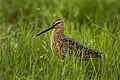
[60,35,102,59]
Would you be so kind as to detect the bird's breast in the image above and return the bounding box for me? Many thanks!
[50,32,66,58]
[50,33,60,54]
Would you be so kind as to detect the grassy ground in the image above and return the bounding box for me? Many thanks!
[0,0,120,80]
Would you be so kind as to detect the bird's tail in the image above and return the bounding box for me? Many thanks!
[82,48,102,60]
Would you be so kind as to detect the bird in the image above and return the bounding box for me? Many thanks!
[37,19,102,60]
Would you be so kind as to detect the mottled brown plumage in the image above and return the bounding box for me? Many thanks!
[37,19,102,60]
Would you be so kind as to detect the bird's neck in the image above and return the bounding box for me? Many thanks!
[52,28,64,36]
[51,28,64,40]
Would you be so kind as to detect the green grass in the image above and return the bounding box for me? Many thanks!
[0,0,120,80]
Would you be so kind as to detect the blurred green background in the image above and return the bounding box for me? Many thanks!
[0,0,120,36]
[0,0,120,80]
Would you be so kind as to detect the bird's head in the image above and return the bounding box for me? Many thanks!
[37,19,64,36]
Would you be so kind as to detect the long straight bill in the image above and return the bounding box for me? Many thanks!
[37,26,54,36]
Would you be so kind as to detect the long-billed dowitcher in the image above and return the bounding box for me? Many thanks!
[37,19,102,60]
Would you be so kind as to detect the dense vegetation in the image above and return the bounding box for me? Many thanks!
[0,0,120,80]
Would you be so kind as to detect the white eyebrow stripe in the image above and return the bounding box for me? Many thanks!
[55,21,62,24]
